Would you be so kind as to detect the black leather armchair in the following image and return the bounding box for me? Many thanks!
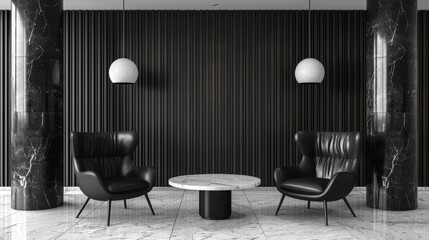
[71,131,155,225]
[274,131,362,226]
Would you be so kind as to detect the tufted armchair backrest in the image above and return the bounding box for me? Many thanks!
[71,131,138,178]
[295,131,362,179]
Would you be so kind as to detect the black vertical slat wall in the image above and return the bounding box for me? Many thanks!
[418,11,429,186]
[0,11,9,186]
[0,11,422,186]
[0,10,427,186]
[63,11,122,186]
[63,11,367,186]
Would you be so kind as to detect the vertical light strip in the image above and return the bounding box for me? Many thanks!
[375,33,387,115]
[418,11,429,186]
[0,11,9,186]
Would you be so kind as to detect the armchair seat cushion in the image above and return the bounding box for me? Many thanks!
[104,178,149,194]
[280,178,330,195]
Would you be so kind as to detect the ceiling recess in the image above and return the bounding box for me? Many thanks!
[0,0,427,12]
[63,0,368,11]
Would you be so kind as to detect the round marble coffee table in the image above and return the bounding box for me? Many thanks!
[169,174,261,220]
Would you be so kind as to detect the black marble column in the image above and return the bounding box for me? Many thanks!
[10,0,63,210]
[366,0,418,210]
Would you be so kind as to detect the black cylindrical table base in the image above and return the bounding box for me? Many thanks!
[199,191,231,220]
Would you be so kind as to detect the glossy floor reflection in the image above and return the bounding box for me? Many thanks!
[0,187,428,240]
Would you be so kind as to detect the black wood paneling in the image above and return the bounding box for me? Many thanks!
[418,11,429,186]
[63,11,367,186]
[0,11,9,186]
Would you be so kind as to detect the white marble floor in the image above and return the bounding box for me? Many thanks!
[0,187,428,240]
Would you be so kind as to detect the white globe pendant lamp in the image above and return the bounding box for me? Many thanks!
[295,0,325,84]
[109,0,138,84]
[109,58,139,84]
[295,58,325,84]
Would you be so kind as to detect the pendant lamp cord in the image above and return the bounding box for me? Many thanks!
[122,0,125,58]
[308,0,311,58]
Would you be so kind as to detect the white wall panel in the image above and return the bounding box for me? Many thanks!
[9,0,429,11]
[419,0,429,10]
[125,0,308,10]
[312,0,366,10]
[64,0,122,10]
[0,0,10,10]
[63,0,369,11]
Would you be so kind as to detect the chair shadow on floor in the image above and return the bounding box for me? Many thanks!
[254,200,364,222]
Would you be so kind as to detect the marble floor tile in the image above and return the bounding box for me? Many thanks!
[0,193,17,220]
[398,194,429,224]
[0,194,102,240]
[243,190,358,240]
[0,187,428,240]
[57,188,184,240]
[170,190,266,240]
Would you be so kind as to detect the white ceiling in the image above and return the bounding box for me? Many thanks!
[0,0,428,11]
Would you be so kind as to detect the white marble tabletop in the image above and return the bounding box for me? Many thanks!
[168,174,261,191]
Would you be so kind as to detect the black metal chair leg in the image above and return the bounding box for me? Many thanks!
[275,194,285,215]
[323,200,328,226]
[76,197,90,218]
[343,197,356,217]
[307,201,310,209]
[145,194,155,215]
[124,199,127,209]
[107,200,112,226]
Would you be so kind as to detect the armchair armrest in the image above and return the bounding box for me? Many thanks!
[76,171,110,201]
[321,172,355,201]
[130,166,155,188]
[274,166,301,185]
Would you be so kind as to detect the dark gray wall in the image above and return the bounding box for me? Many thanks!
[0,10,427,187]
[63,10,366,186]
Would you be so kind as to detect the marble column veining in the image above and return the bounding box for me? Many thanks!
[366,0,418,210]
[10,0,63,210]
